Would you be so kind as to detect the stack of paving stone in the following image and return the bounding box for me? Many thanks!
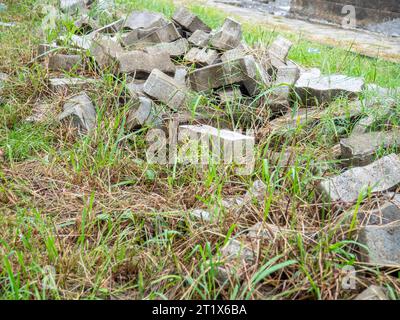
[39,1,304,134]
[19,1,400,287]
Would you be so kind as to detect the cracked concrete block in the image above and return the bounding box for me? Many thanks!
[268,65,300,111]
[189,55,268,95]
[143,69,188,110]
[220,43,251,63]
[210,18,242,51]
[90,35,123,69]
[188,30,210,47]
[140,23,181,44]
[295,73,364,105]
[126,79,146,95]
[58,92,96,132]
[117,51,175,77]
[268,35,293,67]
[48,77,96,93]
[341,130,400,167]
[240,55,270,96]
[184,47,219,66]
[48,54,83,72]
[145,38,189,58]
[172,7,211,33]
[355,285,388,300]
[358,220,400,267]
[127,96,162,129]
[318,154,400,203]
[123,11,168,31]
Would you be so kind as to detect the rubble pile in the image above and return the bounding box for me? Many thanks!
[2,0,400,298]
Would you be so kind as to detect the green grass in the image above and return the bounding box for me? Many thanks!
[0,0,399,300]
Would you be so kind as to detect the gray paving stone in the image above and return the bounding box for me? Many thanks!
[269,65,300,112]
[210,18,242,51]
[48,77,96,93]
[58,92,96,132]
[172,7,211,33]
[126,79,146,95]
[145,38,189,58]
[127,96,162,129]
[318,154,400,203]
[143,69,188,110]
[358,220,400,267]
[268,35,293,67]
[295,73,365,105]
[48,54,83,72]
[269,108,321,132]
[123,11,168,31]
[174,67,189,88]
[184,47,219,66]
[179,124,254,168]
[90,35,123,69]
[217,239,256,282]
[220,43,250,63]
[117,51,175,76]
[217,87,242,104]
[341,130,400,167]
[140,23,181,44]
[25,101,53,123]
[189,55,268,95]
[188,30,211,47]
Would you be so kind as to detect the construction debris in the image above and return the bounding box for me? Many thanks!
[210,18,242,51]
[318,154,400,203]
[295,73,364,105]
[340,130,400,167]
[58,92,96,132]
[172,7,211,33]
[143,69,188,110]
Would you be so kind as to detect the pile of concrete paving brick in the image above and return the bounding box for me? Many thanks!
[3,0,399,299]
